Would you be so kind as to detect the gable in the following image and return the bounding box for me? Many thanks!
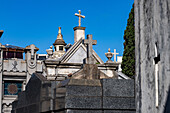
[61,38,104,64]
[67,46,86,63]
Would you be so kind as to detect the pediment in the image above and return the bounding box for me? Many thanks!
[60,39,104,64]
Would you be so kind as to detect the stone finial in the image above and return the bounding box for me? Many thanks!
[57,27,63,40]
[75,10,85,27]
[105,48,114,63]
[46,46,53,58]
[50,45,53,49]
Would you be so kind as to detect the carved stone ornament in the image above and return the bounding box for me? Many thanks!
[46,46,53,58]
[105,48,113,63]
[12,60,18,71]
[28,55,37,69]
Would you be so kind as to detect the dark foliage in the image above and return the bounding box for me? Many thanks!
[121,4,135,78]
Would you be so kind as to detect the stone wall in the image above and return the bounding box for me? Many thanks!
[135,0,170,113]
[12,73,135,113]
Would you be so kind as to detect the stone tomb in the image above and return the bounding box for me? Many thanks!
[12,73,135,113]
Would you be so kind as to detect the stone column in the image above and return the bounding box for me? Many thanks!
[73,26,86,42]
[0,43,4,113]
[25,44,39,83]
[0,71,2,113]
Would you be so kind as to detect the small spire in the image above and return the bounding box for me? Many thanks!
[53,27,66,46]
[58,27,61,34]
[57,27,63,40]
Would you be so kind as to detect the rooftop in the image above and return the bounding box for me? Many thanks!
[4,44,24,50]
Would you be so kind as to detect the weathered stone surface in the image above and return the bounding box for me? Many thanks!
[13,74,136,112]
[16,104,39,113]
[164,88,170,113]
[68,79,101,86]
[135,0,170,113]
[102,79,134,97]
[67,110,102,113]
[72,64,101,79]
[66,85,102,96]
[65,96,102,109]
[74,26,86,43]
[104,110,135,113]
[103,97,135,109]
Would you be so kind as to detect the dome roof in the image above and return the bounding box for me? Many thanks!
[53,39,66,46]
[53,27,66,46]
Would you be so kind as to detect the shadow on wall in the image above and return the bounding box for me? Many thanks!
[164,86,170,113]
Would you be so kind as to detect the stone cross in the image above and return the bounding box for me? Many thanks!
[75,10,85,27]
[113,49,119,62]
[30,44,36,59]
[83,34,97,64]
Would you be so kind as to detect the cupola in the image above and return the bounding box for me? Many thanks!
[53,27,66,58]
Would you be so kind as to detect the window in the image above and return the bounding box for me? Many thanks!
[59,46,63,51]
[4,81,22,95]
[3,51,23,59]
[8,51,14,58]
[16,52,23,59]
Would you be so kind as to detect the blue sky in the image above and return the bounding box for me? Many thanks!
[0,0,134,62]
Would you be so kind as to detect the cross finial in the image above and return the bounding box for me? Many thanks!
[75,10,85,27]
[83,34,97,64]
[113,49,119,62]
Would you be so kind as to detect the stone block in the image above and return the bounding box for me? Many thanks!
[28,104,39,113]
[68,79,101,86]
[56,87,66,97]
[65,96,102,109]
[102,79,134,97]
[104,110,136,113]
[17,92,26,108]
[67,110,102,113]
[54,97,66,110]
[40,100,50,112]
[103,97,135,109]
[66,85,102,96]
[16,107,25,113]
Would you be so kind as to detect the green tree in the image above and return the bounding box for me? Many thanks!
[121,4,135,78]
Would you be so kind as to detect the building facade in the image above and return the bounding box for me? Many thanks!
[0,43,43,113]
